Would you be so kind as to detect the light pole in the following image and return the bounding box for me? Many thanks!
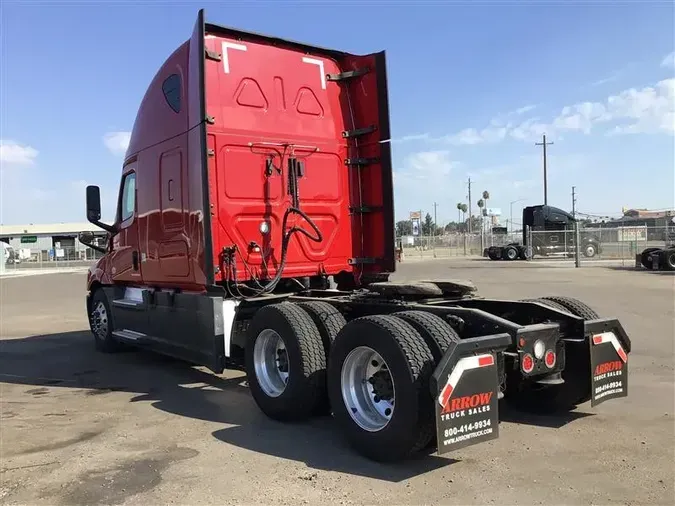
[510,198,526,234]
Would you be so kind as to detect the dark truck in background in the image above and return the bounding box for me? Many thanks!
[486,205,602,261]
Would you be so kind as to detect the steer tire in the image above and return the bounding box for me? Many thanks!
[507,295,599,413]
[89,289,123,353]
[245,302,326,422]
[327,315,436,462]
[296,301,347,414]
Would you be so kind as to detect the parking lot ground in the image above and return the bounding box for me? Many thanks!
[1,261,673,505]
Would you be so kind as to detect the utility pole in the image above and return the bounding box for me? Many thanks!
[433,202,439,235]
[467,177,472,233]
[572,186,577,218]
[535,134,554,205]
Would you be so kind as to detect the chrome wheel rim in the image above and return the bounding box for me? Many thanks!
[253,329,289,397]
[586,245,595,256]
[341,346,395,432]
[91,301,108,340]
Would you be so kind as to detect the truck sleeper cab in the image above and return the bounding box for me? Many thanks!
[80,10,631,463]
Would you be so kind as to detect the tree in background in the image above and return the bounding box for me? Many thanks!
[395,220,413,236]
[422,213,434,235]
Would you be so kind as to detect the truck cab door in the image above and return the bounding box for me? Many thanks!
[110,168,142,282]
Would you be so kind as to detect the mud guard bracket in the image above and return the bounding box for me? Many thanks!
[430,333,511,455]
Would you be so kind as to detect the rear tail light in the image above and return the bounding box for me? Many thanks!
[544,349,556,368]
[521,353,534,373]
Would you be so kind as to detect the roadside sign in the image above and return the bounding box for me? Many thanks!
[617,226,647,242]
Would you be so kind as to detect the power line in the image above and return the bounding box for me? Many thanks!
[535,134,554,205]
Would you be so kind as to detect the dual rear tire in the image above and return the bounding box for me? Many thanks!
[244,303,460,461]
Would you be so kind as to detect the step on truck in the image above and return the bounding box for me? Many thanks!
[79,9,631,463]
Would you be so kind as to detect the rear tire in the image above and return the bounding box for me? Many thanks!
[327,315,436,462]
[664,248,675,271]
[504,246,518,261]
[245,302,326,422]
[390,310,460,450]
[296,301,347,414]
[640,248,661,269]
[506,296,599,413]
[391,311,459,362]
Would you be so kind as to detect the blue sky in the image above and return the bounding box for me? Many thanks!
[1,0,673,227]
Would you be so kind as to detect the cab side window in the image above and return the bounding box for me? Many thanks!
[162,74,182,113]
[120,172,136,222]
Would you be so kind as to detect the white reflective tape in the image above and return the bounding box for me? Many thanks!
[302,57,326,90]
[592,331,628,362]
[222,41,247,74]
[438,353,494,407]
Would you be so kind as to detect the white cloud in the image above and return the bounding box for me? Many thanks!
[661,51,675,69]
[589,73,620,87]
[514,104,537,115]
[437,78,675,145]
[0,140,38,167]
[389,133,430,144]
[403,150,458,176]
[103,131,131,156]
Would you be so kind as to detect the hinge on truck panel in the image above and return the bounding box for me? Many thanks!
[342,125,377,138]
[205,49,222,62]
[349,206,383,214]
[207,149,215,157]
[326,68,370,82]
[205,115,215,125]
[344,157,379,166]
[348,257,380,265]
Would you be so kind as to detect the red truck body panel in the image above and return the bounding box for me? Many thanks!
[90,10,394,292]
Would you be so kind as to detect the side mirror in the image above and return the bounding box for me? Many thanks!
[78,231,107,254]
[85,185,116,234]
[86,185,102,222]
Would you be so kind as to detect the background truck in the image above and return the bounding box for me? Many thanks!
[486,204,602,261]
[79,9,631,463]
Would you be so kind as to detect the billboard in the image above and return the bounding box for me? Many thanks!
[410,211,421,236]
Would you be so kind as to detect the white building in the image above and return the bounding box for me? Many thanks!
[0,222,106,261]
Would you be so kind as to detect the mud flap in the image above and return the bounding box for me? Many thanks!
[430,333,510,455]
[589,331,629,406]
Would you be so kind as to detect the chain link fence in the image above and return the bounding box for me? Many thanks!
[396,225,673,264]
[2,245,103,272]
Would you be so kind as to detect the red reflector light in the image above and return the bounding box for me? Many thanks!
[521,353,534,373]
[519,337,526,348]
[545,349,556,368]
[478,355,494,367]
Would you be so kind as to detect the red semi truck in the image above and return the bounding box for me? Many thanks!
[79,9,631,462]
